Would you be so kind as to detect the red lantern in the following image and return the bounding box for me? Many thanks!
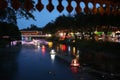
[36,0,44,12]
[57,0,64,13]
[12,0,21,10]
[66,0,73,13]
[46,0,54,12]
[0,0,8,11]
[24,0,34,12]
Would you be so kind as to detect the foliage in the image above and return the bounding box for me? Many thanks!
[43,13,120,33]
[0,22,21,47]
[21,24,43,31]
[0,0,35,25]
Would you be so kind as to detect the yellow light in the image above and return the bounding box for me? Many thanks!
[48,42,53,48]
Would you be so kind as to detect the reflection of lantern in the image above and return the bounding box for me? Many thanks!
[61,44,67,52]
[12,0,21,10]
[50,54,55,62]
[41,45,45,54]
[24,0,34,12]
[46,0,54,12]
[57,0,64,13]
[72,47,76,56]
[36,0,44,12]
[0,0,8,11]
[66,0,73,13]
[70,66,79,73]
[48,42,53,48]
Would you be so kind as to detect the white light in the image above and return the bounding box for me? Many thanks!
[50,55,55,61]
[50,49,56,55]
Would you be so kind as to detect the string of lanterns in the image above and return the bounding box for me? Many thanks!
[0,0,120,15]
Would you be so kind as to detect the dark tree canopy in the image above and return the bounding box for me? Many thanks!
[0,22,21,40]
[0,22,21,47]
[43,13,120,33]
[0,0,35,25]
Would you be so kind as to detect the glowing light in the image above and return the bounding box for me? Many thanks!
[68,46,71,52]
[59,32,64,37]
[41,45,45,49]
[48,42,53,48]
[46,34,52,37]
[50,54,55,62]
[116,30,120,33]
[50,49,56,55]
[60,44,67,52]
[72,47,76,56]
[37,45,40,49]
[76,50,79,59]
[70,59,80,67]
[41,47,45,54]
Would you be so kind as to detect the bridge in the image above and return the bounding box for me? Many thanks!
[20,30,52,41]
[21,34,52,41]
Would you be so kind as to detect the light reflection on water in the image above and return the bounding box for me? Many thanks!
[49,41,120,78]
[50,54,55,63]
[1,41,120,80]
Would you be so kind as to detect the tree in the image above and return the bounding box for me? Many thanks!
[0,22,21,47]
[0,0,35,25]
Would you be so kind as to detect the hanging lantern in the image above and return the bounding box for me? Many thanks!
[99,7,104,15]
[99,1,105,15]
[46,0,54,12]
[36,0,44,12]
[84,1,89,14]
[57,0,64,13]
[24,0,34,12]
[106,2,110,15]
[92,1,97,14]
[12,0,21,10]
[0,0,8,11]
[111,3,117,16]
[118,4,120,15]
[66,0,73,13]
[75,0,82,14]
[99,4,104,15]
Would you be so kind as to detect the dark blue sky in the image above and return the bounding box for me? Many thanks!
[17,0,96,29]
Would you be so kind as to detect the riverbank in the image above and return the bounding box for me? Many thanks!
[57,39,120,55]
[54,40,120,79]
[55,50,120,79]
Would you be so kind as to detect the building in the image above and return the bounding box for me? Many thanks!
[20,30,42,35]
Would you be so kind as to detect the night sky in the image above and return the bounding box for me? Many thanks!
[17,0,96,29]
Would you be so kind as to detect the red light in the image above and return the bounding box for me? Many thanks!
[61,44,67,52]
[70,67,79,74]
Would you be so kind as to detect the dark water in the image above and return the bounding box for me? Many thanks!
[0,42,120,80]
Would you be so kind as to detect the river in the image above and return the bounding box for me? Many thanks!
[0,40,120,80]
